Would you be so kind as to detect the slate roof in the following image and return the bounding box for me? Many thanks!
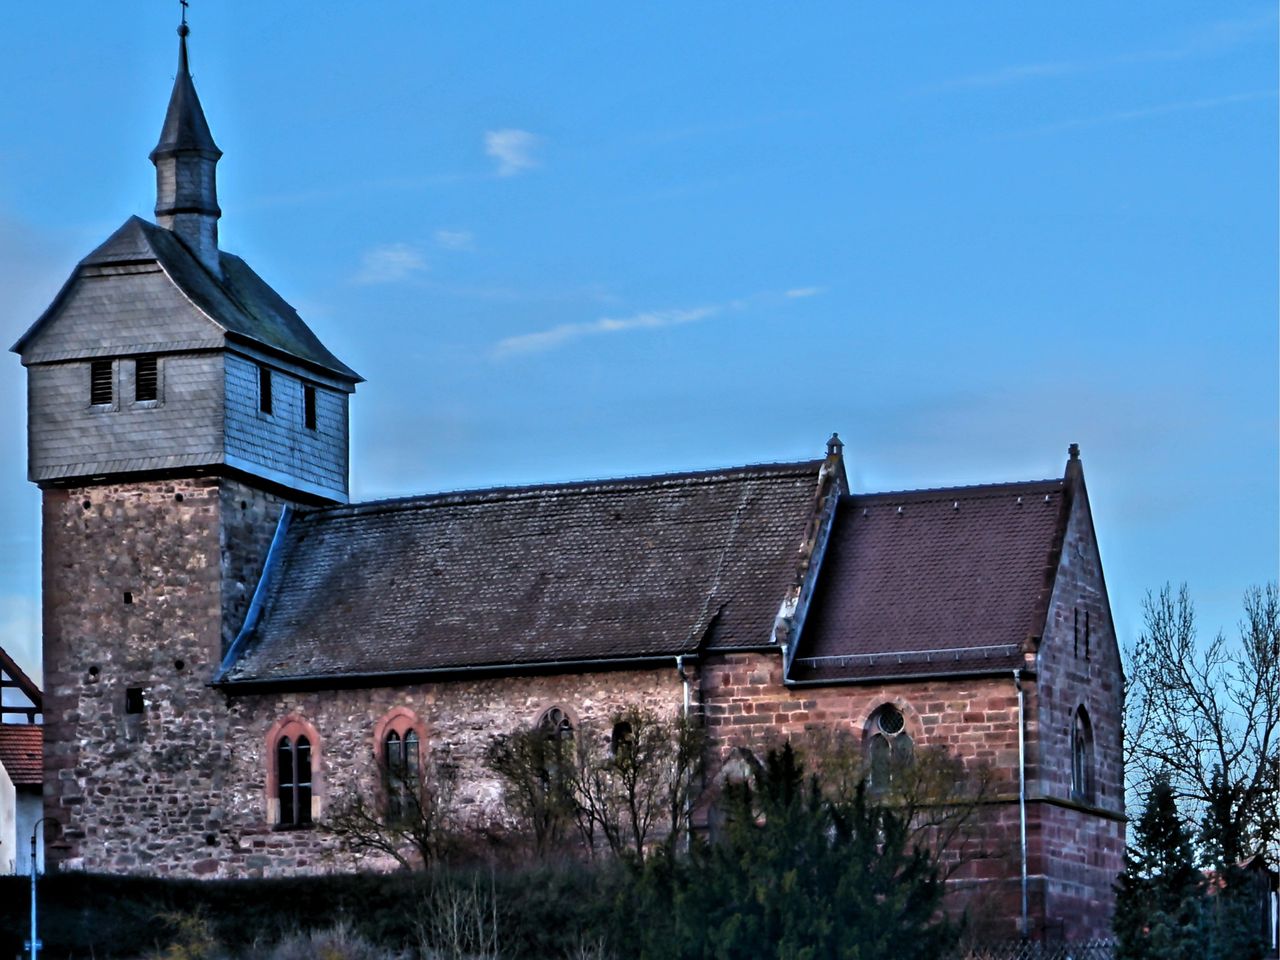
[0,725,42,787]
[12,217,360,383]
[219,461,829,686]
[150,30,221,162]
[788,478,1068,683]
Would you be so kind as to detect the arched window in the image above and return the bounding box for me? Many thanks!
[866,704,913,793]
[540,706,574,742]
[384,729,421,822]
[373,707,427,823]
[611,720,634,758]
[265,715,322,828]
[1071,707,1094,803]
[537,706,575,785]
[276,734,313,827]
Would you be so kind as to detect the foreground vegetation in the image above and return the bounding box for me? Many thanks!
[1,743,965,960]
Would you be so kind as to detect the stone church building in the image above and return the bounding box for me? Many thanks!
[12,27,1124,942]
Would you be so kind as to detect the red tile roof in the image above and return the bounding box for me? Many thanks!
[0,724,42,787]
[790,478,1067,682]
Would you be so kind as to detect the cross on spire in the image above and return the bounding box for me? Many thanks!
[180,0,189,27]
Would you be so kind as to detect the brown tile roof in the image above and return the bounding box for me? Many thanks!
[0,725,42,787]
[789,478,1068,683]
[220,461,827,686]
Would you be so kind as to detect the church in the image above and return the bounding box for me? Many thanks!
[11,25,1124,943]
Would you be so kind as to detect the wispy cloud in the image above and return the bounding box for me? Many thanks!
[1009,89,1276,138]
[935,9,1276,92]
[434,229,475,251]
[485,129,542,177]
[494,305,722,358]
[786,286,825,299]
[353,243,428,285]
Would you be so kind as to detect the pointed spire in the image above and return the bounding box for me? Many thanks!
[151,21,223,276]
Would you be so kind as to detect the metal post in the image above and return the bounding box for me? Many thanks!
[29,817,48,960]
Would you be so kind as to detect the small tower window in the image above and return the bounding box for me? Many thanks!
[90,360,113,406]
[134,356,158,402]
[125,687,145,714]
[303,384,317,430]
[1071,707,1095,803]
[259,364,273,414]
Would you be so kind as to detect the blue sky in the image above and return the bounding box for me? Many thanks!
[0,4,1275,683]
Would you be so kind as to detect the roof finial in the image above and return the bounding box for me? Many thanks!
[826,432,844,457]
[180,0,190,31]
[1068,442,1080,461]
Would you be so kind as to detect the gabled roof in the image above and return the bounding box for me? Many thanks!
[0,725,42,787]
[788,476,1068,683]
[219,461,829,687]
[0,646,42,722]
[11,217,360,383]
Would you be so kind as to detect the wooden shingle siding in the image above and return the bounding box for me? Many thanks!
[19,270,220,363]
[223,352,348,498]
[28,353,225,482]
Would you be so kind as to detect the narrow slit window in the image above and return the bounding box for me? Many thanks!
[259,365,273,414]
[135,356,158,402]
[303,384,317,430]
[90,360,113,405]
[125,687,144,714]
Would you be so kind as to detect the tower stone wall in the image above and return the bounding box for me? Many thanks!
[40,476,286,871]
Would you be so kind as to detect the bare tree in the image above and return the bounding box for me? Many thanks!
[1125,582,1280,860]
[325,748,460,870]
[484,724,577,858]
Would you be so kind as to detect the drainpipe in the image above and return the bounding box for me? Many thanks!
[675,655,690,718]
[1014,669,1029,939]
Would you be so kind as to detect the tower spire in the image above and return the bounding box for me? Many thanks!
[151,15,223,276]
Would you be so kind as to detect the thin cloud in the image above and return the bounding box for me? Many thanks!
[494,305,721,358]
[485,129,542,177]
[934,9,1276,92]
[434,229,475,251]
[353,243,428,285]
[786,287,825,299]
[1009,89,1276,138]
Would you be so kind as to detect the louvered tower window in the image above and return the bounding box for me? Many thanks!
[135,357,158,402]
[90,360,113,405]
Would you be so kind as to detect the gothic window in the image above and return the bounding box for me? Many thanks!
[538,706,575,784]
[276,734,313,827]
[373,707,427,823]
[1071,707,1094,803]
[383,729,421,823]
[866,704,913,793]
[611,720,634,757]
[266,716,321,828]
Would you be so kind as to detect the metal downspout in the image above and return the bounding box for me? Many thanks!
[1015,668,1029,938]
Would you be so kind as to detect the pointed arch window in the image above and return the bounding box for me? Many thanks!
[866,704,913,793]
[373,708,428,823]
[537,706,575,785]
[265,715,322,828]
[1071,707,1095,803]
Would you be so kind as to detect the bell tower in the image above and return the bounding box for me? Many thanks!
[10,23,361,871]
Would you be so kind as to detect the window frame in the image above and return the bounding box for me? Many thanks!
[89,359,115,408]
[1071,707,1095,804]
[864,703,914,794]
[133,355,160,404]
[265,715,322,829]
[373,707,428,822]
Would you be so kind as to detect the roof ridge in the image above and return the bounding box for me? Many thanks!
[303,459,826,519]
[849,477,1063,503]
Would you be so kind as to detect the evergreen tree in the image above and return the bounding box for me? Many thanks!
[1114,776,1204,960]
[1199,770,1268,960]
[651,742,957,960]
